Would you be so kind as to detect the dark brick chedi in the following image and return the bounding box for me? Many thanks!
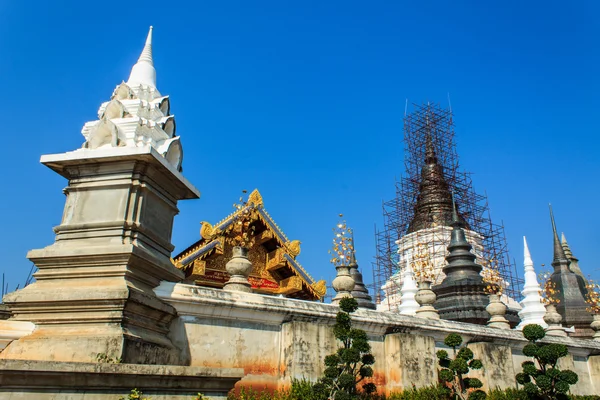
[348,257,376,310]
[433,203,489,325]
[549,206,593,337]
[407,134,469,234]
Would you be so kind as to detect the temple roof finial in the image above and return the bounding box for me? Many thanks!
[127,26,157,89]
[523,236,533,269]
[451,194,460,226]
[425,133,438,164]
[549,204,568,264]
[139,26,154,65]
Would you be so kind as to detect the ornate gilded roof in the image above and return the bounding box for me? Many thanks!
[173,189,326,300]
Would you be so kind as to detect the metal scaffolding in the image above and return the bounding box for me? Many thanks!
[373,103,522,308]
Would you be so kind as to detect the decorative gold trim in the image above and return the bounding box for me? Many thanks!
[200,221,215,240]
[285,240,301,257]
[311,280,327,297]
[248,189,264,206]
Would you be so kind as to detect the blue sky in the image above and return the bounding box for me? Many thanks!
[1,1,599,297]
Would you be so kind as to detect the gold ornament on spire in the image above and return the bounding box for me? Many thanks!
[329,215,354,266]
[412,243,435,282]
[481,256,504,295]
[230,190,256,248]
[539,270,560,305]
[585,279,600,314]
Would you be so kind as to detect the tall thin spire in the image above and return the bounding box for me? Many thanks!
[138,26,154,65]
[547,205,593,336]
[127,26,157,89]
[523,236,533,270]
[549,204,568,266]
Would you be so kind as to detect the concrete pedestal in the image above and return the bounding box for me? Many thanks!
[1,147,199,364]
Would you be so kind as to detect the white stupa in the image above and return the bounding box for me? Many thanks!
[516,236,547,329]
[398,255,420,316]
[79,27,183,171]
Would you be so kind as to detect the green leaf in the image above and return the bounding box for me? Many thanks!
[468,390,487,400]
[324,354,340,367]
[361,353,375,365]
[362,382,377,394]
[457,347,474,361]
[522,324,545,341]
[558,369,578,385]
[359,365,373,378]
[522,361,537,376]
[439,368,454,382]
[522,343,539,358]
[469,359,483,370]
[444,333,463,348]
[450,358,469,374]
[436,350,449,360]
[555,380,570,394]
[339,297,358,313]
[464,377,483,389]
[535,374,552,391]
[516,372,530,385]
[523,382,538,394]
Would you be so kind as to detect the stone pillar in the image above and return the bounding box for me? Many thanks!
[589,355,600,395]
[280,320,336,383]
[468,342,516,391]
[383,333,437,394]
[1,147,199,364]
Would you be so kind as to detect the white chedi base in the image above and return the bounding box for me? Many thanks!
[398,261,419,316]
[516,237,548,330]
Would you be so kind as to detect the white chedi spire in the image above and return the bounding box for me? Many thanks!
[78,26,183,172]
[398,254,420,316]
[516,236,547,329]
[127,26,156,88]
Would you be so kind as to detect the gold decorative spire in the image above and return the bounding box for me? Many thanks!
[329,214,354,266]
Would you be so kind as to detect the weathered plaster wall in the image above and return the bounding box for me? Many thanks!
[156,282,600,395]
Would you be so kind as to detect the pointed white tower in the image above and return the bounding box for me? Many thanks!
[398,254,420,316]
[516,237,547,329]
[127,26,156,89]
[79,27,183,171]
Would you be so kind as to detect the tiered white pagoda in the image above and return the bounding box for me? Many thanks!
[516,237,547,329]
[79,27,182,170]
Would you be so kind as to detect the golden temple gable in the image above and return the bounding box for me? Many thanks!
[173,189,327,300]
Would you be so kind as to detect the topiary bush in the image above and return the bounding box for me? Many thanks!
[516,324,578,400]
[436,333,486,400]
[313,297,377,400]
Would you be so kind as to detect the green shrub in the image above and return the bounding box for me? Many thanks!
[437,333,485,400]
[516,324,578,399]
[387,384,451,399]
[314,297,377,399]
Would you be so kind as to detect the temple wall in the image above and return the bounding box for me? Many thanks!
[156,282,600,395]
